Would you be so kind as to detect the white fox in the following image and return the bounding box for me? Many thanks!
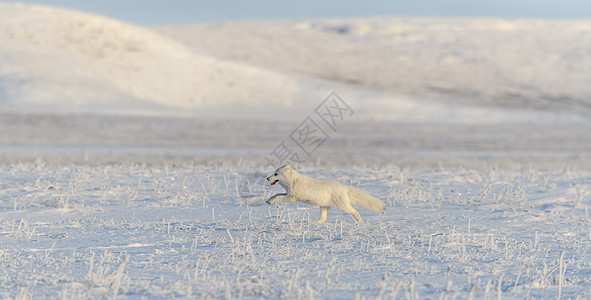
[266,165,384,223]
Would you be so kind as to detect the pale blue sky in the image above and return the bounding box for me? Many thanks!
[3,0,591,25]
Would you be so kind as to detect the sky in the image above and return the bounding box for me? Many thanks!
[2,0,591,25]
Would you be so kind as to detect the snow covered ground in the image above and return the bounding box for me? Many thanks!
[1,2,591,299]
[2,163,591,299]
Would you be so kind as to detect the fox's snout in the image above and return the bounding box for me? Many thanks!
[267,175,280,186]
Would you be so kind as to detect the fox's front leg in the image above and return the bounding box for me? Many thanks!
[266,193,296,204]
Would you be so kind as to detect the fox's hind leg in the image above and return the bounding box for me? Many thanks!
[340,204,363,223]
[313,206,329,223]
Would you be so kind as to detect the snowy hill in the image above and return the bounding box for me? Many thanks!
[0,3,315,115]
[156,18,591,115]
[0,3,589,124]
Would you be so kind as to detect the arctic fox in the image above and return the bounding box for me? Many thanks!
[266,165,384,223]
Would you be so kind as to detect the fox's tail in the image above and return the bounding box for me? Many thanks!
[348,187,385,212]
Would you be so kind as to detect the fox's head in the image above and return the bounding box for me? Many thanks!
[266,164,293,187]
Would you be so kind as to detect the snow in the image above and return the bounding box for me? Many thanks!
[2,3,591,124]
[2,163,591,299]
[0,3,309,115]
[155,18,591,117]
[1,2,591,299]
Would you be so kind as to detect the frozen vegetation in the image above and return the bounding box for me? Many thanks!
[1,2,591,299]
[1,163,591,298]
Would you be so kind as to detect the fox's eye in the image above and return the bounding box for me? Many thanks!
[274,173,278,176]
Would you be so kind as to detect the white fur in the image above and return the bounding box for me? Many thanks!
[266,165,384,223]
